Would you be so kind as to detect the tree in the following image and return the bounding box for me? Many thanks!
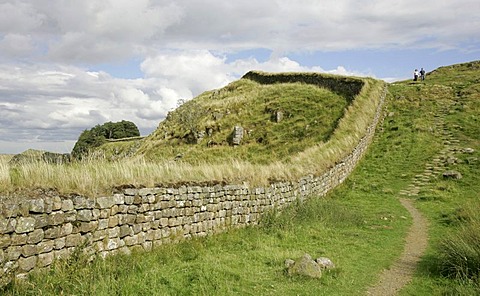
[71,120,140,159]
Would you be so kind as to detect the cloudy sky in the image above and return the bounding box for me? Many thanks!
[1,0,479,154]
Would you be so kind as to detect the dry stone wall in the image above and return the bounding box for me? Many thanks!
[0,85,386,285]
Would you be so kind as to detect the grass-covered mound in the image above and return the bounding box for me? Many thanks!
[137,71,368,164]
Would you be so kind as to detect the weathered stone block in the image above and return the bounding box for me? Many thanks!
[92,209,100,220]
[132,224,142,234]
[106,238,120,250]
[96,196,116,209]
[54,248,71,260]
[0,218,16,234]
[54,237,66,250]
[78,221,98,233]
[2,203,19,217]
[18,256,37,272]
[139,188,155,196]
[124,235,138,246]
[99,209,110,219]
[119,225,133,238]
[61,199,74,211]
[128,205,139,214]
[146,230,155,241]
[92,230,107,242]
[64,211,77,222]
[133,195,142,205]
[11,233,28,245]
[15,217,35,234]
[124,195,134,205]
[136,214,147,223]
[108,227,120,238]
[27,229,44,244]
[28,199,45,213]
[38,252,54,267]
[124,214,136,225]
[22,244,38,257]
[48,211,65,225]
[118,204,128,213]
[124,189,138,196]
[65,234,83,247]
[112,193,125,205]
[77,209,93,222]
[98,219,108,230]
[0,234,11,248]
[72,196,95,209]
[37,240,54,254]
[60,223,73,236]
[138,204,149,213]
[108,216,119,227]
[160,218,168,227]
[6,245,22,261]
[51,196,62,211]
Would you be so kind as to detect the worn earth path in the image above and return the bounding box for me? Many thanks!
[366,198,428,296]
[367,99,457,295]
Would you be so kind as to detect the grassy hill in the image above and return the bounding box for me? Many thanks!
[136,71,367,164]
[1,72,384,195]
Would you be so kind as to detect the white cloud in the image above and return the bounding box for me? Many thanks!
[0,0,478,153]
[1,0,477,63]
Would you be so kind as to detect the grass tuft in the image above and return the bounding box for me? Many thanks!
[439,202,480,281]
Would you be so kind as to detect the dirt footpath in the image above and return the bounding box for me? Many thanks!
[366,198,429,296]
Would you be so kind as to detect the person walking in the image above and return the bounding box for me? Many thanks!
[413,69,419,81]
[420,68,426,81]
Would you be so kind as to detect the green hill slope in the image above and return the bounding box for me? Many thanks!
[136,71,374,164]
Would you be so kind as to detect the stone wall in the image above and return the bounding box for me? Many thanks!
[242,71,365,102]
[0,86,386,285]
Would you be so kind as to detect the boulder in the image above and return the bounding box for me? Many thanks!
[442,170,462,179]
[315,257,335,270]
[230,126,244,146]
[285,253,323,279]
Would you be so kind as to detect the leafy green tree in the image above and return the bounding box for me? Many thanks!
[71,120,140,159]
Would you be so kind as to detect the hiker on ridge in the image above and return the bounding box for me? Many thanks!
[413,69,419,81]
[420,68,426,81]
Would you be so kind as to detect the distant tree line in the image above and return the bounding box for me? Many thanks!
[72,120,140,159]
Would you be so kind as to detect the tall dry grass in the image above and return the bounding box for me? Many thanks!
[0,79,385,197]
[0,155,13,193]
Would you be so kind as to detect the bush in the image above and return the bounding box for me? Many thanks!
[72,120,140,159]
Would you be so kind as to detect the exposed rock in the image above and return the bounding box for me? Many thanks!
[466,157,478,165]
[461,147,475,154]
[284,258,295,269]
[286,253,323,279]
[206,127,213,137]
[212,111,224,121]
[230,126,244,146]
[315,257,335,270]
[275,110,284,123]
[442,170,463,179]
[195,131,206,143]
